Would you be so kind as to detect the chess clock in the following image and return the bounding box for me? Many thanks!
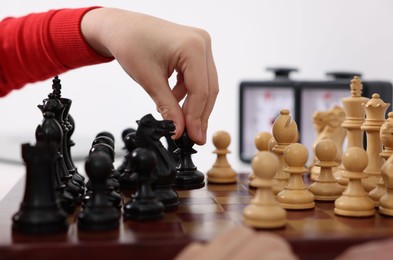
[239,68,393,163]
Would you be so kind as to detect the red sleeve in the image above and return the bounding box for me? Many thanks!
[0,7,114,97]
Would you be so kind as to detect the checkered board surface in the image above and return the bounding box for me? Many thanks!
[3,173,393,260]
[121,173,393,241]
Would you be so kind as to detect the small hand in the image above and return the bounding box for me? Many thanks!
[81,8,219,145]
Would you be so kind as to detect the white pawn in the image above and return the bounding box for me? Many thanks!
[334,147,375,217]
[276,143,315,210]
[207,131,237,184]
[249,131,273,188]
[243,151,286,229]
[379,155,393,216]
[308,139,345,201]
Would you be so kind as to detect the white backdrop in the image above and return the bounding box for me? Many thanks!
[1,0,393,176]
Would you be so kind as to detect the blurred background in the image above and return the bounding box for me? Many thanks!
[0,0,392,194]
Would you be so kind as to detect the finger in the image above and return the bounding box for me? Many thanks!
[180,38,210,144]
[174,242,205,260]
[230,232,297,260]
[196,225,255,259]
[200,44,219,140]
[172,72,187,102]
[337,238,393,260]
[136,65,185,140]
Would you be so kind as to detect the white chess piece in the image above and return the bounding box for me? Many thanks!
[207,131,237,184]
[276,143,315,210]
[243,151,286,229]
[334,147,375,217]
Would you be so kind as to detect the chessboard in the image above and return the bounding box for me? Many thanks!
[1,173,393,260]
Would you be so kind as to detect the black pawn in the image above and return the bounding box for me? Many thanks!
[90,142,120,192]
[119,131,138,191]
[83,143,121,209]
[117,128,136,175]
[12,142,68,234]
[96,131,115,143]
[174,130,205,189]
[123,147,164,221]
[78,151,120,231]
[92,136,121,181]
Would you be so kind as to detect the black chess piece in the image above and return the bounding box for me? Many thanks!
[134,114,179,211]
[96,131,115,143]
[119,131,138,192]
[92,135,115,151]
[123,147,164,221]
[36,111,76,213]
[66,114,85,187]
[50,76,85,193]
[90,142,120,191]
[117,128,136,175]
[78,151,121,231]
[12,142,68,234]
[165,135,180,164]
[38,82,83,205]
[83,142,121,209]
[174,129,205,189]
[91,135,122,181]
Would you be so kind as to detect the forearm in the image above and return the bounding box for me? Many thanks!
[0,7,113,96]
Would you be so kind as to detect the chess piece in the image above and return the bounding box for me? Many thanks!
[92,135,121,186]
[78,151,121,231]
[207,130,237,184]
[96,131,115,142]
[276,143,315,209]
[49,76,85,193]
[65,114,85,187]
[174,129,205,189]
[84,143,122,209]
[335,76,369,186]
[361,93,390,192]
[36,111,77,213]
[123,147,165,221]
[369,112,393,205]
[308,109,329,177]
[92,135,115,151]
[38,88,83,206]
[308,139,345,201]
[249,131,273,188]
[334,147,375,217]
[117,128,136,175]
[379,155,393,216]
[165,134,180,164]
[12,142,68,234]
[309,106,346,181]
[243,151,286,229]
[268,137,277,152]
[271,109,298,195]
[134,114,179,211]
[119,131,138,191]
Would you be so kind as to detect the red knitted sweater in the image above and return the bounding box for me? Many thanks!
[0,7,114,97]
